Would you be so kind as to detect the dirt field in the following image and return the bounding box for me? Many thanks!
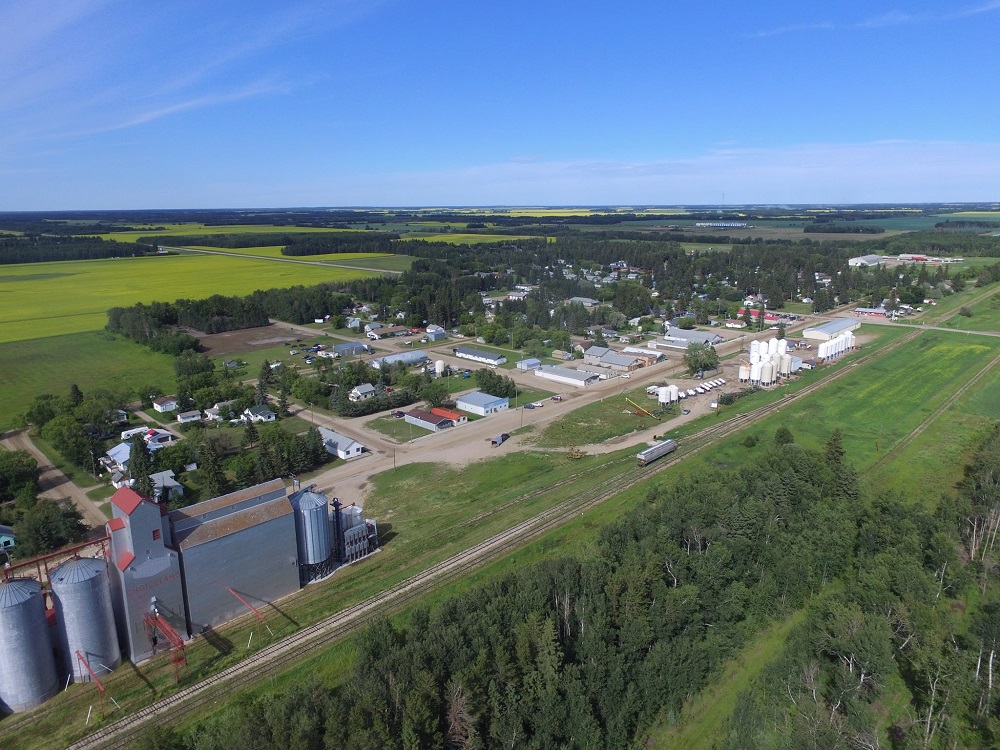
[192,322,320,357]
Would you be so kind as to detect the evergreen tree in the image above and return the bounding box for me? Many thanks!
[242,420,259,449]
[201,438,227,497]
[68,383,84,407]
[128,434,155,498]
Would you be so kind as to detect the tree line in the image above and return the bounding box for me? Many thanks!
[0,234,156,264]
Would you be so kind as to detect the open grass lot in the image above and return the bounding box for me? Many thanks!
[0,254,374,343]
[678,330,1000,480]
[0,332,176,432]
[941,290,1000,332]
[322,254,414,272]
[911,281,1000,325]
[87,224,362,243]
[533,387,679,448]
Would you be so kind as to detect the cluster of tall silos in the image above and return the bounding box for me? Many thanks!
[1,557,120,715]
[817,332,854,361]
[738,337,803,385]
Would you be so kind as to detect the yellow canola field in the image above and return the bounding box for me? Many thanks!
[0,254,372,344]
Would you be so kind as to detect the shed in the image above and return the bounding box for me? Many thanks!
[404,408,454,431]
[370,350,430,369]
[803,319,861,341]
[456,391,510,416]
[516,358,542,371]
[453,346,508,366]
[318,427,365,459]
[533,366,600,387]
[0,524,15,551]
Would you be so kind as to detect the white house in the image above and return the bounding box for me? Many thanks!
[318,427,365,460]
[455,391,509,416]
[243,406,276,423]
[349,383,377,402]
[176,410,202,424]
[152,396,178,413]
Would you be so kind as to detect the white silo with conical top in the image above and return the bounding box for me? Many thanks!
[777,339,788,356]
[435,360,446,377]
[760,361,776,385]
[780,354,792,376]
[749,362,762,384]
[657,387,670,406]
[667,384,680,402]
[0,579,59,714]
[738,365,750,382]
[51,557,121,684]
[750,340,761,359]
[767,338,778,355]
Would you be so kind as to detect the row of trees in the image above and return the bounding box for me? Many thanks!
[0,234,154,264]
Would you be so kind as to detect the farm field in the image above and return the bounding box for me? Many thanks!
[0,254,374,343]
[941,290,1000,332]
[677,330,1000,481]
[182,245,396,263]
[320,254,414,272]
[87,223,359,243]
[0,332,176,432]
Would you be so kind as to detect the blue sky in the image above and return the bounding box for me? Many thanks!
[2,0,999,209]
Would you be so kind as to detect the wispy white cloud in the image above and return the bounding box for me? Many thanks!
[754,1,1000,37]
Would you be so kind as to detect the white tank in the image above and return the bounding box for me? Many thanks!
[749,352,760,364]
[51,558,121,684]
[340,504,363,530]
[760,361,776,385]
[771,353,781,367]
[767,338,778,355]
[657,387,670,405]
[779,354,792,376]
[0,579,59,713]
[817,342,828,359]
[750,362,762,383]
[667,385,680,402]
[777,339,788,355]
[845,332,855,349]
[750,340,761,358]
[435,360,446,377]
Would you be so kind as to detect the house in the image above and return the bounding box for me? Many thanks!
[658,329,725,350]
[204,400,236,422]
[103,442,135,474]
[243,406,276,423]
[453,346,507,367]
[568,296,600,308]
[176,410,202,424]
[516,358,542,371]
[150,469,184,504]
[725,320,748,329]
[367,325,410,340]
[430,407,467,425]
[318,427,365,460]
[583,345,642,372]
[0,524,15,551]
[404,408,454,432]
[456,391,510,416]
[348,383,377,402]
[142,428,177,449]
[152,396,178,413]
[346,317,362,329]
[507,291,529,301]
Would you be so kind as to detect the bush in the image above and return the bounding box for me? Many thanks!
[959,306,974,318]
[742,434,759,448]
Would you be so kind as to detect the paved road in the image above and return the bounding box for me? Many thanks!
[0,428,109,531]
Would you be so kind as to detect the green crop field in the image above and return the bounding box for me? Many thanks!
[0,332,177,432]
[323,254,414,272]
[0,254,374,343]
[183,245,396,262]
[677,330,1000,480]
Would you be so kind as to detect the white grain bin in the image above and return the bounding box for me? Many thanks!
[750,340,761,358]
[777,339,788,356]
[767,338,778,355]
[657,387,670,405]
[435,360,446,377]
[760,361,776,385]
[51,558,121,684]
[779,354,792,376]
[340,504,363,530]
[817,342,829,360]
[749,362,762,384]
[667,385,680,402]
[0,579,58,713]
[749,351,760,365]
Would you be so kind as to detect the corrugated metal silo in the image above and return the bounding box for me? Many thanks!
[340,505,363,530]
[817,341,829,359]
[779,354,792,376]
[738,365,750,382]
[291,489,334,583]
[51,558,121,684]
[0,579,58,714]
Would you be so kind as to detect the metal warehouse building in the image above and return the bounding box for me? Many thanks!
[453,346,507,366]
[370,350,431,369]
[533,365,600,388]
[456,391,509,416]
[802,318,861,341]
[169,479,299,635]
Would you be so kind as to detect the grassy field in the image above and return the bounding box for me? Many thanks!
[0,332,177,432]
[323,254,414,272]
[941,290,1000,332]
[0,254,374,343]
[184,245,395,262]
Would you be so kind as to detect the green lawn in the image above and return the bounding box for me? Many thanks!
[0,254,375,343]
[0,332,177,432]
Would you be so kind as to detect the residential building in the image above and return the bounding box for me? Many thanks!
[348,383,377,402]
[318,427,365,460]
[152,396,178,413]
[243,406,276,423]
[455,391,510,416]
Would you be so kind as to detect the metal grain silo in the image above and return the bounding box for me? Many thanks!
[749,340,761,359]
[657,387,670,406]
[749,362,762,384]
[435,360,446,377]
[0,579,58,714]
[51,558,121,684]
[760,361,776,385]
[777,339,788,356]
[817,342,829,360]
[290,489,333,583]
[767,338,778,355]
[779,354,792,376]
[667,384,680,402]
[738,365,750,382]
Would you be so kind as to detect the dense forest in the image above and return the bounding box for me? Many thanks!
[0,234,154,264]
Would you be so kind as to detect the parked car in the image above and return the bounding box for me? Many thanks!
[682,409,690,415]
[531,402,543,408]
[551,395,563,401]
[391,410,405,419]
[523,403,535,410]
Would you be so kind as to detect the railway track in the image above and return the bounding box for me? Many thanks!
[61,330,923,750]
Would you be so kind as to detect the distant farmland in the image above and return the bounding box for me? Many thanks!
[0,254,373,343]
[86,223,360,243]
